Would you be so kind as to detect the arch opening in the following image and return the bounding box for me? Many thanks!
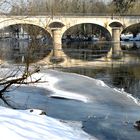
[0,24,53,63]
[62,23,111,61]
[121,23,140,51]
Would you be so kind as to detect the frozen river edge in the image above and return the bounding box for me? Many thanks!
[0,67,140,140]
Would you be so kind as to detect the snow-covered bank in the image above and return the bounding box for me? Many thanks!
[0,106,96,140]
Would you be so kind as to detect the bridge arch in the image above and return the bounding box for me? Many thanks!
[0,18,53,40]
[121,23,140,37]
[0,23,52,40]
[108,20,124,37]
[108,19,123,26]
[62,23,112,41]
[61,21,111,36]
[109,21,123,28]
[0,23,53,63]
[0,18,47,30]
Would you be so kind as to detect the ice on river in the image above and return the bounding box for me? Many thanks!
[0,67,140,140]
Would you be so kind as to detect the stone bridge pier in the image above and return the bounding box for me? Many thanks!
[51,28,62,59]
[111,27,122,58]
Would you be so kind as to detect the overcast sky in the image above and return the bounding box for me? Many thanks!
[0,0,29,13]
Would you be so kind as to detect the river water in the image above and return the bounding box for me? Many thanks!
[0,39,140,140]
[61,41,140,99]
[0,38,140,95]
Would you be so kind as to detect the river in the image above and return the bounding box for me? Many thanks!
[0,38,140,104]
[0,38,140,100]
[0,39,140,140]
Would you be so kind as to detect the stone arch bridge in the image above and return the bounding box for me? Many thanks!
[0,15,139,60]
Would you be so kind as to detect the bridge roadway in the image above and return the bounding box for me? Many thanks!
[0,15,139,60]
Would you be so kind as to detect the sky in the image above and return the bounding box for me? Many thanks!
[0,0,29,13]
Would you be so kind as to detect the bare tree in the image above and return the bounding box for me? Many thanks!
[112,0,136,14]
[0,62,41,108]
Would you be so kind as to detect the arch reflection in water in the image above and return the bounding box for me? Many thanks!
[121,41,140,51]
[0,39,52,63]
[62,41,111,61]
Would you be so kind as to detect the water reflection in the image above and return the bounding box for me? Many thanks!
[62,41,111,60]
[62,41,140,61]
[0,38,52,63]
[121,41,140,51]
[0,37,140,63]
[0,39,140,139]
[0,38,140,98]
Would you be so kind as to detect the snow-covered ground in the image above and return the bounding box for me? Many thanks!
[0,107,96,140]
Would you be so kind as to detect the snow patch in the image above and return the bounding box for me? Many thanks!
[0,107,97,140]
